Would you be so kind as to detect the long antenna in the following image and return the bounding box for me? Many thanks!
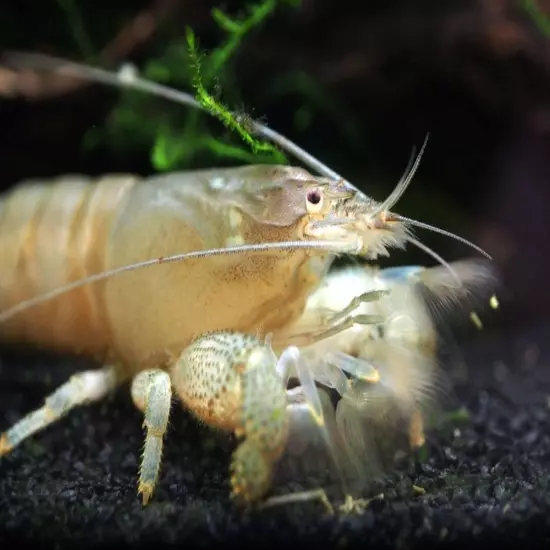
[0,239,359,323]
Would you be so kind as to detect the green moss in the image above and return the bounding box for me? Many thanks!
[58,0,366,176]
[184,25,286,164]
[86,0,300,171]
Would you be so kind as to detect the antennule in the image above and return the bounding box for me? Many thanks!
[373,133,429,216]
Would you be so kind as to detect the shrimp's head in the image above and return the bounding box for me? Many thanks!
[305,185,410,260]
[303,135,492,271]
[341,190,409,259]
[254,165,412,260]
[303,137,428,260]
[279,173,409,260]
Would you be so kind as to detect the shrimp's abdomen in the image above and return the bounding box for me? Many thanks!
[0,175,138,358]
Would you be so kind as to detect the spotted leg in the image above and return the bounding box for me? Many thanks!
[227,343,338,512]
[130,369,172,505]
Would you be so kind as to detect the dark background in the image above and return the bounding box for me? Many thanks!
[1,1,550,549]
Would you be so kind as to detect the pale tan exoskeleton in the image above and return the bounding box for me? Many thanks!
[0,53,497,509]
[0,165,379,509]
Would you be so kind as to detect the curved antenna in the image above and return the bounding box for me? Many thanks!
[0,239,357,324]
[392,214,492,260]
[0,240,359,323]
[373,133,429,217]
[2,52,349,185]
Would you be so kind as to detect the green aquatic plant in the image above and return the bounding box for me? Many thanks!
[155,24,287,169]
[86,1,297,171]
[51,0,366,175]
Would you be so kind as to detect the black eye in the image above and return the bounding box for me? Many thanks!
[307,189,322,205]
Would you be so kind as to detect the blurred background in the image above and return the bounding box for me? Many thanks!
[2,6,550,546]
[1,0,549,330]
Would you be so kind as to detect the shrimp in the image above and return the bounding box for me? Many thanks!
[0,53,496,508]
[0,166,365,506]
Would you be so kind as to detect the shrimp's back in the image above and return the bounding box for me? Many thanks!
[0,175,138,358]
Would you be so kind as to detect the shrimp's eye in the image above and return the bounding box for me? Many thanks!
[306,188,324,213]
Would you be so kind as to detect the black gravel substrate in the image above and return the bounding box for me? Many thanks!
[1,322,550,550]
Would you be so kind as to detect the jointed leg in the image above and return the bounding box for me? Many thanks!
[130,369,172,505]
[260,487,334,514]
[0,366,119,456]
[275,346,327,425]
[283,313,384,349]
[277,288,388,351]
[324,352,381,384]
[258,385,336,515]
[325,290,390,325]
[312,314,385,345]
[259,348,353,514]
